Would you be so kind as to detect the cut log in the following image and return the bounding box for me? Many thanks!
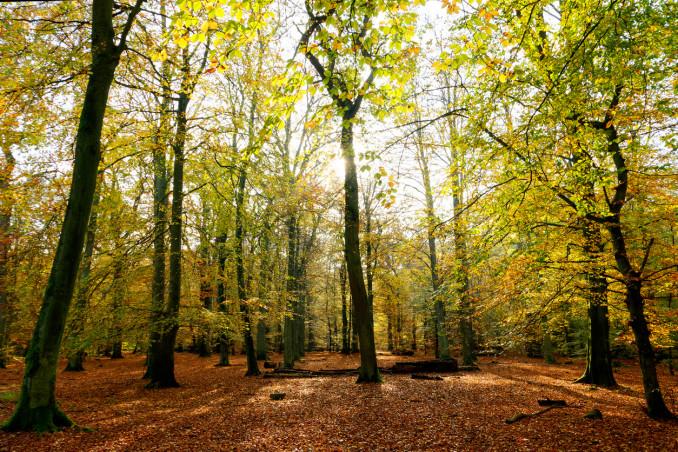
[391,358,458,374]
[411,374,443,381]
[458,365,480,372]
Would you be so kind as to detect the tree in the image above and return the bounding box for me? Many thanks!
[146,36,209,386]
[298,0,418,382]
[448,0,674,417]
[2,0,143,432]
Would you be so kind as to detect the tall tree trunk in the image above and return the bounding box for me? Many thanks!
[451,150,474,366]
[197,215,213,358]
[145,0,170,378]
[283,215,298,368]
[576,220,616,386]
[64,181,100,371]
[387,297,393,352]
[411,310,417,352]
[0,147,15,369]
[110,257,125,359]
[341,120,379,382]
[296,269,306,357]
[215,234,230,366]
[235,167,260,376]
[415,144,449,359]
[340,263,349,354]
[2,0,142,432]
[255,222,271,361]
[364,199,375,321]
[146,49,191,388]
[600,114,671,418]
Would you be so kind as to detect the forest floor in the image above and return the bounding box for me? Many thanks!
[0,352,676,451]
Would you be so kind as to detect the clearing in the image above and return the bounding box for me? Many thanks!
[0,353,676,451]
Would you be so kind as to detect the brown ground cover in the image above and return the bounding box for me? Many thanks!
[0,352,676,451]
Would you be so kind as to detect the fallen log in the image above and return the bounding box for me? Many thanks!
[391,358,458,374]
[263,372,315,379]
[537,398,566,407]
[505,405,564,424]
[411,374,444,381]
[271,368,359,375]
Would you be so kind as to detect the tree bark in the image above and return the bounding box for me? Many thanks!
[451,149,474,366]
[341,120,379,382]
[235,167,260,376]
[64,178,100,372]
[110,257,125,359]
[576,220,616,386]
[415,144,449,359]
[145,0,170,379]
[197,214,213,358]
[2,0,142,431]
[146,49,191,388]
[0,147,16,369]
[283,215,299,368]
[599,113,671,418]
[215,234,230,366]
[340,263,349,354]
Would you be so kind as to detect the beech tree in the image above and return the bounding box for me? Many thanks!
[2,0,143,432]
[298,0,419,383]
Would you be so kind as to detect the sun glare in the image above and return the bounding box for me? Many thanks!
[329,156,346,180]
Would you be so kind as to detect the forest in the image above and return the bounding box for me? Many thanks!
[0,0,676,449]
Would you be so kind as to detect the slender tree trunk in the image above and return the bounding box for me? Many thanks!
[451,154,474,365]
[0,148,16,369]
[215,234,230,366]
[607,218,671,417]
[340,263,349,354]
[255,223,271,361]
[411,311,417,352]
[296,271,306,357]
[283,215,298,368]
[364,200,375,321]
[387,297,393,352]
[235,167,260,376]
[601,117,671,418]
[2,0,141,432]
[110,257,125,359]
[341,121,379,382]
[416,147,449,359]
[197,224,212,357]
